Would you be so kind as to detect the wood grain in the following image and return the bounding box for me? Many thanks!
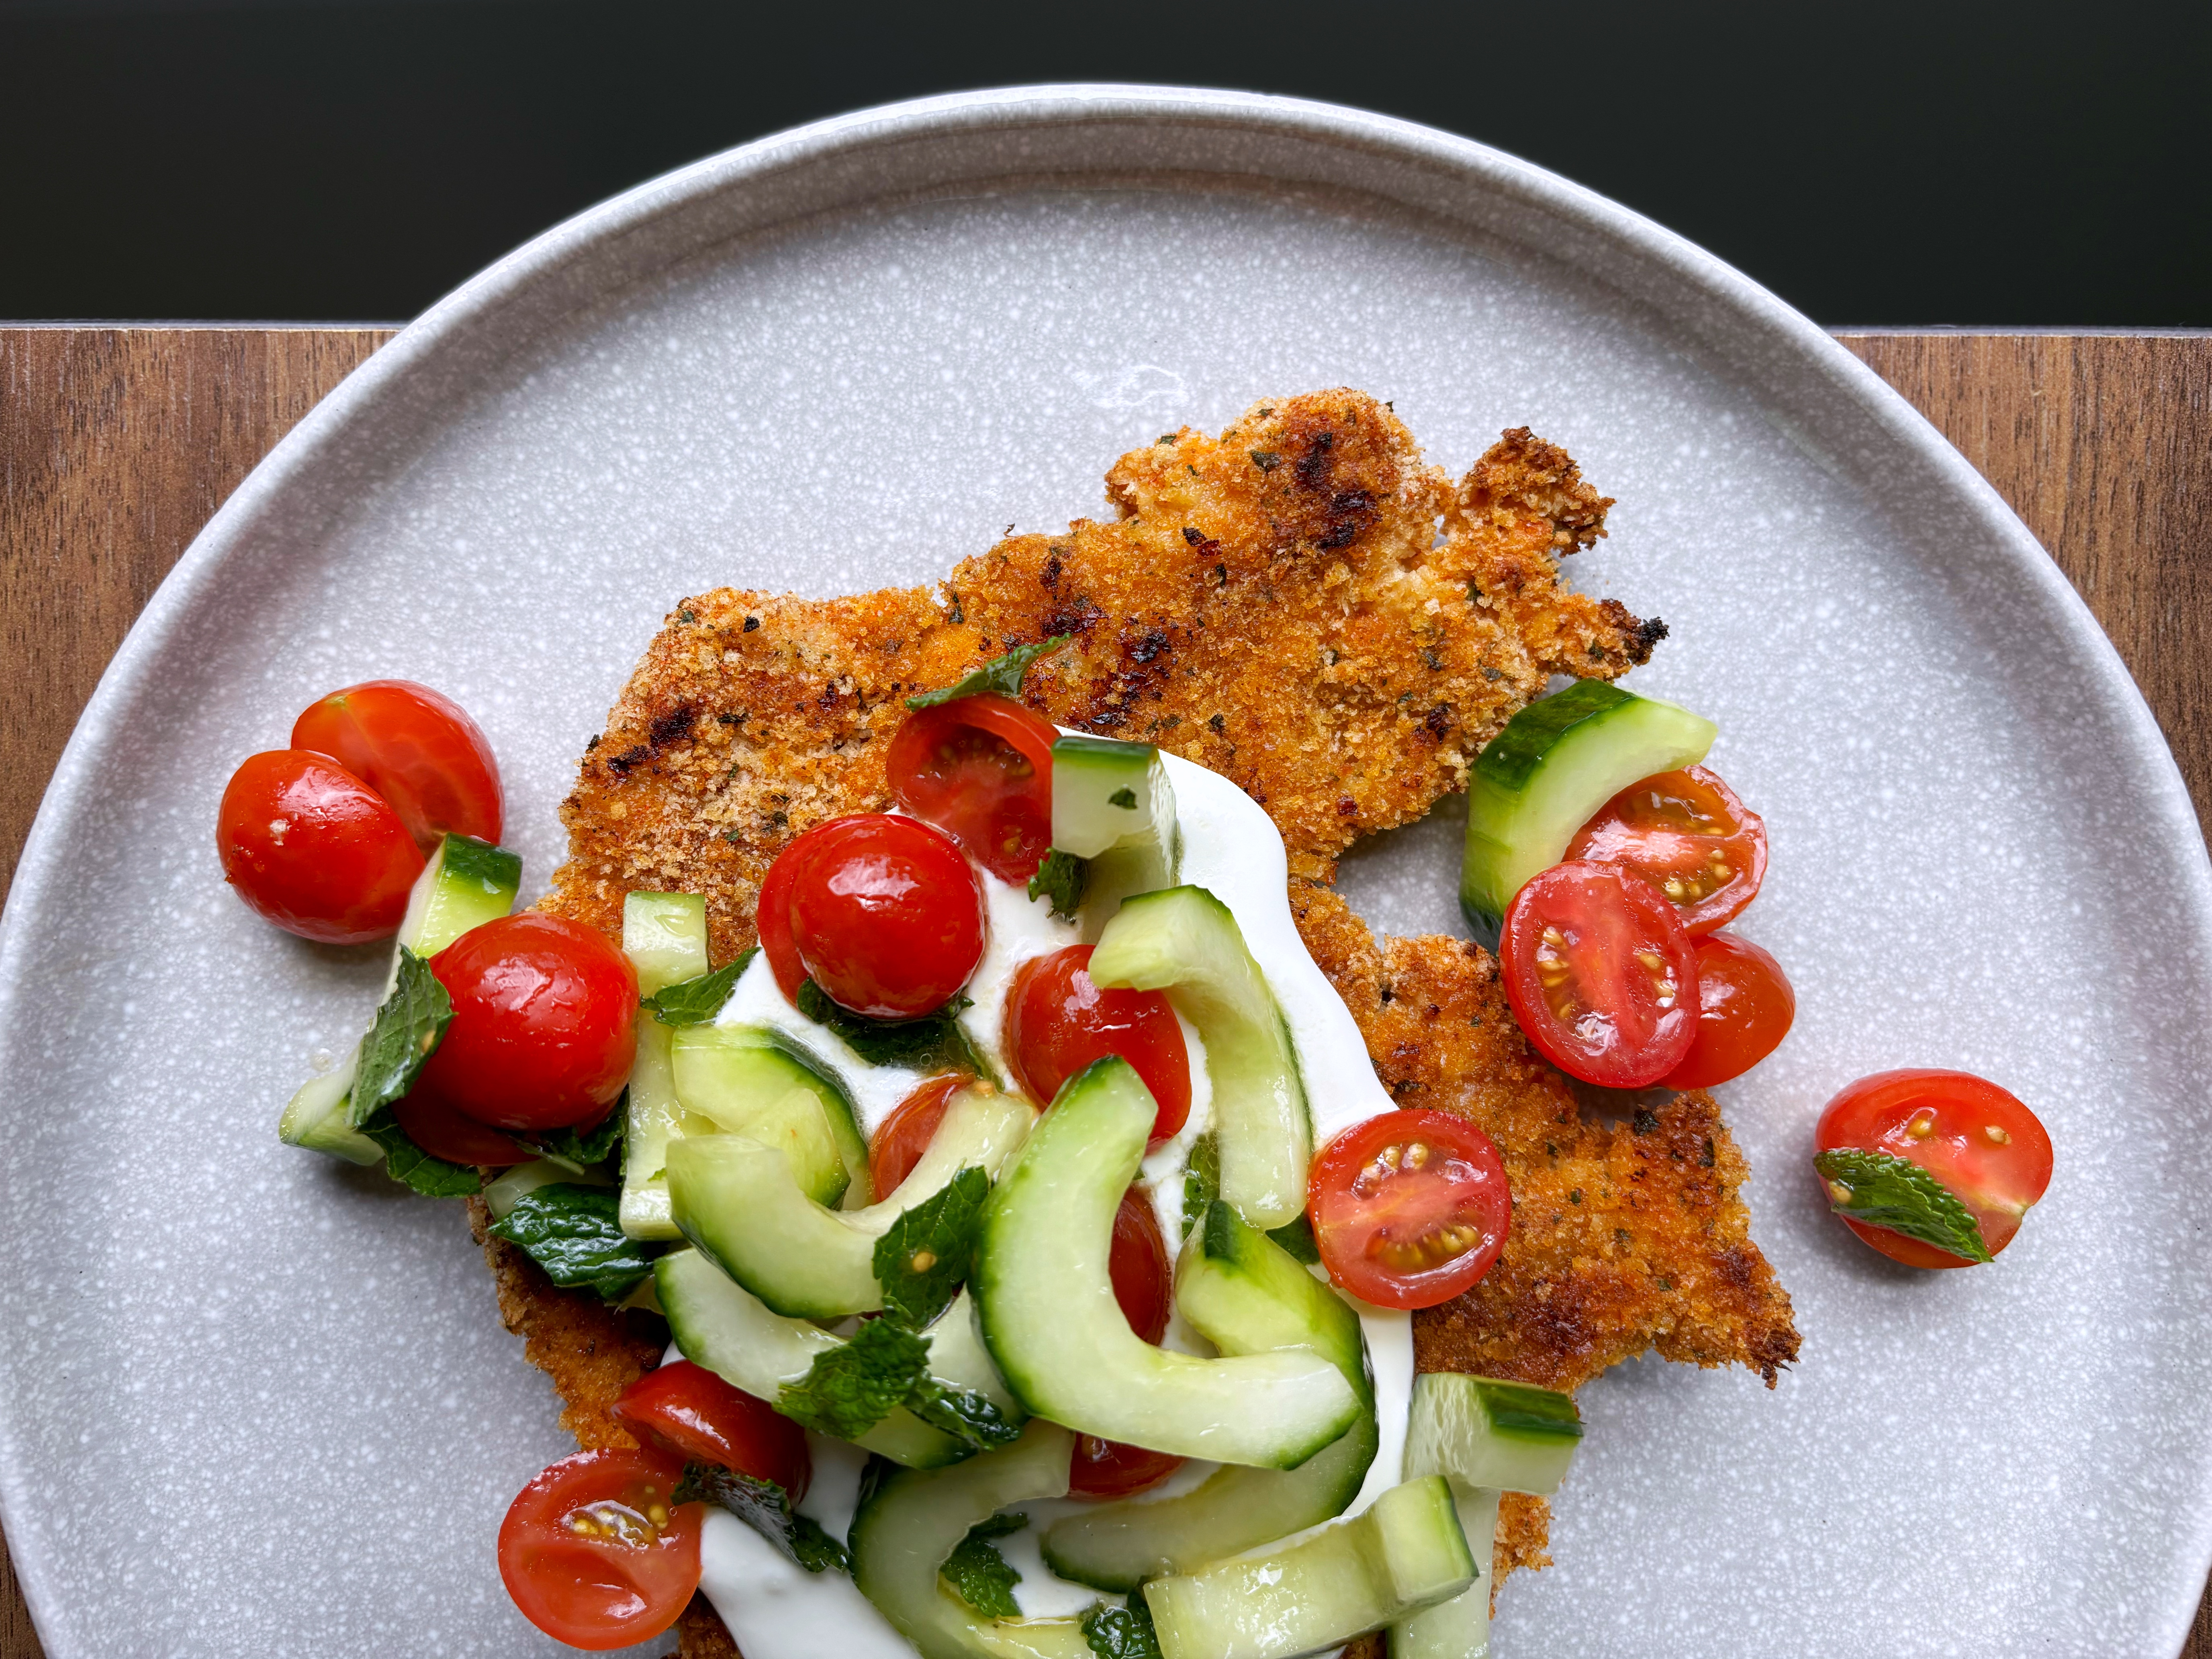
[0,327,2206,1657]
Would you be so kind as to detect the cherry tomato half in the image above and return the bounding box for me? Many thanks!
[887,693,1060,883]
[498,1446,700,1651]
[1069,1187,1182,1499]
[216,750,425,944]
[1308,1109,1511,1310]
[422,914,638,1132]
[611,1360,811,1500]
[1501,861,1700,1088]
[1564,765,1767,936]
[1069,1435,1186,1501]
[1661,932,1796,1089]
[390,1074,528,1167]
[1005,946,1191,1146]
[1815,1069,2054,1269]
[871,1075,965,1198]
[292,679,503,854]
[782,814,986,1019]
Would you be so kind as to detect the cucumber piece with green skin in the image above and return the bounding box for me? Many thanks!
[1042,1200,1377,1591]
[1050,735,1179,939]
[655,1248,1000,1469]
[619,892,711,1239]
[1402,1373,1582,1496]
[1089,887,1310,1228]
[1459,680,1716,939]
[973,1055,1356,1468]
[665,1087,1036,1318]
[1142,1475,1475,1659]
[670,1024,871,1209]
[848,1421,1094,1659]
[278,832,523,1163]
[1387,1486,1500,1659]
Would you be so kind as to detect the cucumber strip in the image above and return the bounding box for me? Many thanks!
[671,1024,871,1209]
[276,1062,380,1165]
[666,1087,1035,1319]
[1050,735,1178,940]
[973,1056,1356,1469]
[619,893,711,1239]
[1387,1486,1500,1659]
[1459,680,1716,937]
[484,1157,609,1221]
[1089,887,1310,1228]
[1402,1373,1583,1496]
[1142,1475,1475,1659]
[1042,1201,1376,1591]
[848,1421,1093,1659]
[655,1248,986,1469]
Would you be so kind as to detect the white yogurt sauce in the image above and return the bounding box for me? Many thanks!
[691,752,1415,1650]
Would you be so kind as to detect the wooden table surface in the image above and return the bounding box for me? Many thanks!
[2,326,2208,1656]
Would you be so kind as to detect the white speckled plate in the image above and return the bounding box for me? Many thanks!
[4,86,2210,1657]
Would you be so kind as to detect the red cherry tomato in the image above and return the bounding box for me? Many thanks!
[754,823,814,1003]
[216,750,425,944]
[887,693,1060,883]
[498,1446,700,1651]
[783,814,986,1019]
[611,1361,811,1500]
[1564,765,1767,936]
[1069,1187,1183,1499]
[1308,1109,1512,1310]
[871,1075,965,1197]
[390,1074,528,1166]
[1815,1069,2054,1269]
[291,679,503,854]
[1501,861,1700,1088]
[1660,932,1797,1089]
[421,914,638,1132]
[1005,946,1191,1147]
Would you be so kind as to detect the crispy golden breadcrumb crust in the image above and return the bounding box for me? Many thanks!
[476,394,1789,1655]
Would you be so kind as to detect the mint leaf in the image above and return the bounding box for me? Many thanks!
[487,1183,660,1297]
[643,949,758,1027]
[778,1317,931,1440]
[1107,787,1138,809]
[515,1095,626,1172]
[1084,1599,1162,1659]
[357,1110,481,1197]
[940,1513,1025,1618]
[1182,1132,1220,1238]
[796,981,998,1083]
[1266,1213,1321,1265]
[348,948,453,1126]
[906,634,1072,710]
[873,1166,990,1329]
[1814,1148,1993,1264]
[908,1381,1024,1453]
[1028,849,1088,921]
[672,1462,849,1573]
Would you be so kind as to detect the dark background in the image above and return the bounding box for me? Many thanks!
[2,0,2206,325]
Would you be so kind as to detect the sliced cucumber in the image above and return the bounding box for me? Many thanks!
[279,832,522,1164]
[1042,1200,1376,1591]
[1388,1486,1500,1659]
[1089,887,1309,1228]
[1142,1475,1474,1659]
[1459,680,1715,938]
[973,1056,1355,1469]
[671,1024,871,1209]
[848,1421,1093,1659]
[666,1087,1035,1318]
[484,1157,609,1220]
[655,1247,983,1469]
[619,893,712,1239]
[1402,1373,1582,1496]
[1050,735,1178,938]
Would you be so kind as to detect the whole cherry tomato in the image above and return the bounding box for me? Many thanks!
[1308,1109,1511,1310]
[390,1074,528,1166]
[421,914,638,1132]
[497,1446,700,1651]
[782,814,986,1019]
[1661,932,1796,1089]
[886,693,1060,883]
[1005,945,1191,1146]
[612,1361,811,1499]
[1501,861,1700,1088]
[870,1075,965,1197]
[1564,765,1767,935]
[216,750,425,944]
[291,679,503,854]
[1070,1187,1182,1499]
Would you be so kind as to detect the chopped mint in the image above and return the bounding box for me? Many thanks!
[1815,1147,1993,1264]
[1181,1132,1220,1238]
[357,1111,481,1197]
[1028,848,1089,921]
[1083,1597,1163,1659]
[673,1462,849,1573]
[873,1166,989,1329]
[797,981,998,1083]
[907,1381,1023,1453]
[348,948,452,1126]
[778,1317,931,1441]
[1266,1213,1321,1265]
[515,1093,626,1172]
[1107,787,1138,809]
[940,1513,1026,1618]
[642,948,758,1027]
[906,635,1073,710]
[487,1183,659,1297]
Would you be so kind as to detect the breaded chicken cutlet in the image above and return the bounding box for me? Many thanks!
[490,391,1796,1656]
